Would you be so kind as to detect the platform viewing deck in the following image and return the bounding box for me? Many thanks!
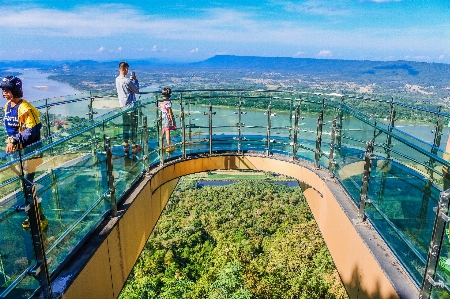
[0,89,449,299]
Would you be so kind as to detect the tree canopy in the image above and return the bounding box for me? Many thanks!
[119,177,348,299]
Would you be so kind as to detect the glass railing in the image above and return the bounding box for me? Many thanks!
[0,89,449,298]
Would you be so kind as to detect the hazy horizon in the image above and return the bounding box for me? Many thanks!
[1,54,450,66]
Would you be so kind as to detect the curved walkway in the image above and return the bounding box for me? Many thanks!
[52,153,417,299]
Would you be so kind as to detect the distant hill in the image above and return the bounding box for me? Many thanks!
[1,56,449,101]
[191,55,450,88]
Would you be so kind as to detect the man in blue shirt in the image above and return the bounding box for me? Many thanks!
[115,62,140,153]
[1,76,46,230]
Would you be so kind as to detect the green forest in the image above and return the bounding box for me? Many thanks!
[118,174,348,299]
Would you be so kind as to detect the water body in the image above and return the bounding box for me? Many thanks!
[0,69,81,105]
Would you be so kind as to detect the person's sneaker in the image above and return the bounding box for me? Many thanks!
[165,146,175,153]
[22,218,48,231]
[22,218,30,230]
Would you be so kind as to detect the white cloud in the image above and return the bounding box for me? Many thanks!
[439,55,445,60]
[190,48,199,53]
[152,45,158,52]
[317,50,333,57]
[14,48,43,55]
[294,51,306,57]
[97,46,105,53]
[0,5,145,37]
[118,47,122,52]
[412,55,430,61]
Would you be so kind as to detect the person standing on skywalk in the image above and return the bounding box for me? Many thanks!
[115,61,140,155]
[1,75,46,230]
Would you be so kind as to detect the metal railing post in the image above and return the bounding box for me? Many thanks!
[237,97,243,154]
[289,96,294,140]
[159,116,165,165]
[292,105,299,159]
[88,96,99,161]
[328,117,337,177]
[266,104,271,156]
[314,109,324,168]
[87,96,97,121]
[208,103,213,155]
[188,96,193,141]
[18,150,53,299]
[337,96,344,150]
[142,116,149,170]
[358,139,375,220]
[431,107,444,157]
[43,98,51,139]
[25,182,53,298]
[155,94,160,148]
[385,98,396,160]
[105,136,117,217]
[181,106,186,159]
[419,188,450,298]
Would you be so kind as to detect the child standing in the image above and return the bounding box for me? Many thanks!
[159,88,176,152]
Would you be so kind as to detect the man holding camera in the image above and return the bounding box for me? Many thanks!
[115,61,140,153]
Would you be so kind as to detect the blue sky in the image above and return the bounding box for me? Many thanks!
[0,0,449,63]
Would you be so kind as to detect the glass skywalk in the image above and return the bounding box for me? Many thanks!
[0,90,449,299]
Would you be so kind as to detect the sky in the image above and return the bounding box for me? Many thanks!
[0,0,449,63]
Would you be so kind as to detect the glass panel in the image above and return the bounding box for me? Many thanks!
[240,94,270,153]
[0,163,37,297]
[178,92,210,156]
[2,275,39,298]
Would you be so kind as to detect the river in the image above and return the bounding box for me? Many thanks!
[0,69,82,106]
